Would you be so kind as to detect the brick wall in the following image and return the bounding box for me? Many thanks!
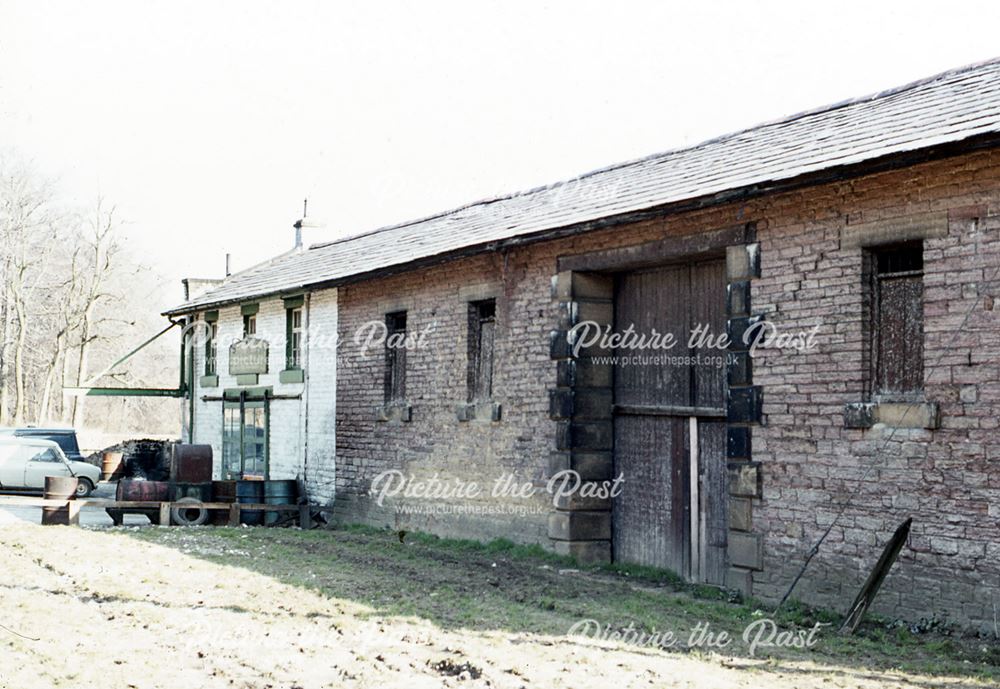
[333,250,557,542]
[329,148,1000,631]
[747,152,1000,632]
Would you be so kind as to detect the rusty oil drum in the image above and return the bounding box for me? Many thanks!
[101,451,124,481]
[41,476,78,525]
[211,480,237,525]
[116,479,170,502]
[107,479,170,525]
[170,444,213,483]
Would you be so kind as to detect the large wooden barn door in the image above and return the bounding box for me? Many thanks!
[612,259,728,584]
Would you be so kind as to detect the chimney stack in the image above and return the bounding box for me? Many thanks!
[293,198,325,251]
[294,218,304,250]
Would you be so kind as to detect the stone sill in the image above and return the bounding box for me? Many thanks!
[376,403,412,423]
[456,401,502,422]
[279,368,305,384]
[843,401,940,430]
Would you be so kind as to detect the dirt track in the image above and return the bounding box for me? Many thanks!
[0,523,996,689]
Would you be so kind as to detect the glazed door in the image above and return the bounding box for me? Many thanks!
[612,258,728,584]
[222,399,269,480]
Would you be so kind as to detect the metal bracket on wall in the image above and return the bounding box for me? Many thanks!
[63,320,186,398]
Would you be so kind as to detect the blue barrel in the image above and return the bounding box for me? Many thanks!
[263,480,298,525]
[236,480,264,526]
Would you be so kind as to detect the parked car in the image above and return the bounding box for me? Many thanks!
[0,427,85,463]
[0,437,99,497]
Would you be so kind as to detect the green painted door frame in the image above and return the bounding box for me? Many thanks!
[222,391,270,480]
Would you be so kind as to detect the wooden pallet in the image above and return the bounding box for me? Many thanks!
[9,497,314,528]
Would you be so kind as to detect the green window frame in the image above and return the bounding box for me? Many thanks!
[280,296,306,383]
[204,320,218,376]
[241,303,259,338]
[285,306,303,369]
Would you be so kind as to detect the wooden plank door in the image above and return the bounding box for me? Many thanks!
[612,259,728,583]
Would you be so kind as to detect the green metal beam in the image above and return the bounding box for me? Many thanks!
[82,321,180,387]
[64,386,186,398]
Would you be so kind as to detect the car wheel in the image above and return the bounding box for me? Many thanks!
[75,478,94,498]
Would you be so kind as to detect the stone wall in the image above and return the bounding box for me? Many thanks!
[326,148,1000,631]
[332,251,556,542]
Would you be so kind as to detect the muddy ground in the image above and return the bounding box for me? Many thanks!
[0,522,997,688]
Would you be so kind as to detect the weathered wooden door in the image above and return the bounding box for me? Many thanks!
[612,258,728,584]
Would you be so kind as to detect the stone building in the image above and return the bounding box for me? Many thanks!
[165,59,1000,630]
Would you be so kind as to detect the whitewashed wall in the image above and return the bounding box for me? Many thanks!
[304,289,337,505]
[187,288,337,505]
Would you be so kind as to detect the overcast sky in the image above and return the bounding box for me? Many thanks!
[3,1,1000,310]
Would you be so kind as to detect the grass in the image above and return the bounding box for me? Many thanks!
[4,518,998,688]
[129,522,1000,681]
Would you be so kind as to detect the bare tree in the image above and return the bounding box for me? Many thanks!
[0,155,175,437]
[65,199,127,428]
[36,243,82,423]
[0,159,59,424]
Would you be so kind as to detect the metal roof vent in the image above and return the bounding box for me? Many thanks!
[293,198,325,251]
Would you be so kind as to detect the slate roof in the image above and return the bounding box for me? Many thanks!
[166,57,1000,315]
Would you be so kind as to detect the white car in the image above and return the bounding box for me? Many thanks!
[0,437,99,497]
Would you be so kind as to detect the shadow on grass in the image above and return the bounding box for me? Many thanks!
[124,522,1000,685]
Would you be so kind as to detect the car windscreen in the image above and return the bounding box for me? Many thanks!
[17,432,79,456]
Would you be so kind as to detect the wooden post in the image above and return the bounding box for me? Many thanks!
[228,503,241,527]
[840,518,913,634]
[299,504,311,529]
[689,416,701,582]
[158,502,171,527]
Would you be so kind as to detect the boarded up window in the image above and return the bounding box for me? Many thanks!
[467,299,496,402]
[868,243,923,400]
[384,311,407,403]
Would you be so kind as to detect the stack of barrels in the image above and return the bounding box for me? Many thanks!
[211,479,298,526]
[100,443,301,527]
